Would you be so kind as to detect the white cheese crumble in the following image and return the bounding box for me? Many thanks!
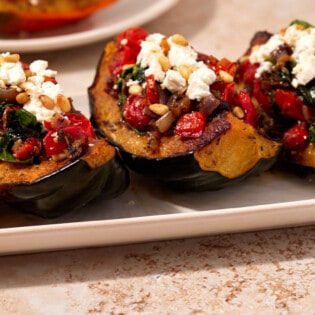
[136,33,216,100]
[161,69,186,93]
[167,38,198,67]
[0,62,25,88]
[249,34,285,77]
[249,24,315,87]
[0,53,64,123]
[22,80,63,123]
[187,64,217,100]
[137,33,165,82]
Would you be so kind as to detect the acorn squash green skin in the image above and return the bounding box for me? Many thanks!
[117,145,278,191]
[0,147,129,218]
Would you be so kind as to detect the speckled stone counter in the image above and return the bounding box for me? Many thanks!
[1,1,315,314]
[1,226,315,314]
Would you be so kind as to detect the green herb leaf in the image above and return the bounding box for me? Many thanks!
[309,124,315,143]
[6,108,41,138]
[115,64,145,93]
[125,122,146,135]
[0,137,33,164]
[297,85,315,107]
[0,107,41,164]
[118,94,127,108]
[290,19,313,29]
[274,69,293,84]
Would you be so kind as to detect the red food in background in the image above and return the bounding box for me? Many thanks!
[0,0,117,34]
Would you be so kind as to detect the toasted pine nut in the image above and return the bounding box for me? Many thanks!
[238,56,248,63]
[158,55,171,72]
[295,24,306,31]
[4,53,20,63]
[149,103,169,116]
[39,94,55,110]
[178,64,194,81]
[128,84,142,95]
[0,54,4,65]
[24,69,34,78]
[171,34,188,46]
[160,37,170,55]
[122,64,134,71]
[16,92,30,104]
[219,70,233,83]
[51,151,69,161]
[56,94,71,112]
[232,106,245,119]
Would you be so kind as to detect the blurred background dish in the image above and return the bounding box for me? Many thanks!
[0,0,117,34]
[0,0,179,53]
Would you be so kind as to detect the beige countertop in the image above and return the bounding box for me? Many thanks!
[1,226,315,314]
[1,0,315,314]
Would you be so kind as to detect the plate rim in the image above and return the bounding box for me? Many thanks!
[1,198,315,255]
[0,0,179,53]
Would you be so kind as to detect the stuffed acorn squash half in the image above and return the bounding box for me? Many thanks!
[0,53,129,218]
[89,27,280,191]
[235,20,315,170]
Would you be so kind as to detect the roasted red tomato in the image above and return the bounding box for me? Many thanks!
[175,111,206,139]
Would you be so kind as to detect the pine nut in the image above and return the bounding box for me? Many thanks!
[39,94,55,110]
[171,34,188,46]
[149,103,169,116]
[128,84,142,95]
[16,92,30,104]
[158,55,171,72]
[178,65,194,81]
[232,106,245,119]
[122,64,134,71]
[4,53,20,63]
[160,37,170,55]
[219,70,233,83]
[56,94,71,112]
[238,56,248,63]
[24,69,34,78]
[51,151,69,161]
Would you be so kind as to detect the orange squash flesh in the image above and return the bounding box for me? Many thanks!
[194,113,280,178]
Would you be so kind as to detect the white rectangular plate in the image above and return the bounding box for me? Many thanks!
[1,169,315,255]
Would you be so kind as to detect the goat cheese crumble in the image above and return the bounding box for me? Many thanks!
[0,53,64,122]
[249,24,315,87]
[136,33,216,101]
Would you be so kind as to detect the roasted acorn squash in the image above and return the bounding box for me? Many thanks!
[0,0,116,34]
[89,28,280,191]
[0,52,128,218]
[235,20,315,170]
[0,138,129,218]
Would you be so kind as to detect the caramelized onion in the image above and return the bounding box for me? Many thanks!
[0,87,18,103]
[155,111,175,133]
